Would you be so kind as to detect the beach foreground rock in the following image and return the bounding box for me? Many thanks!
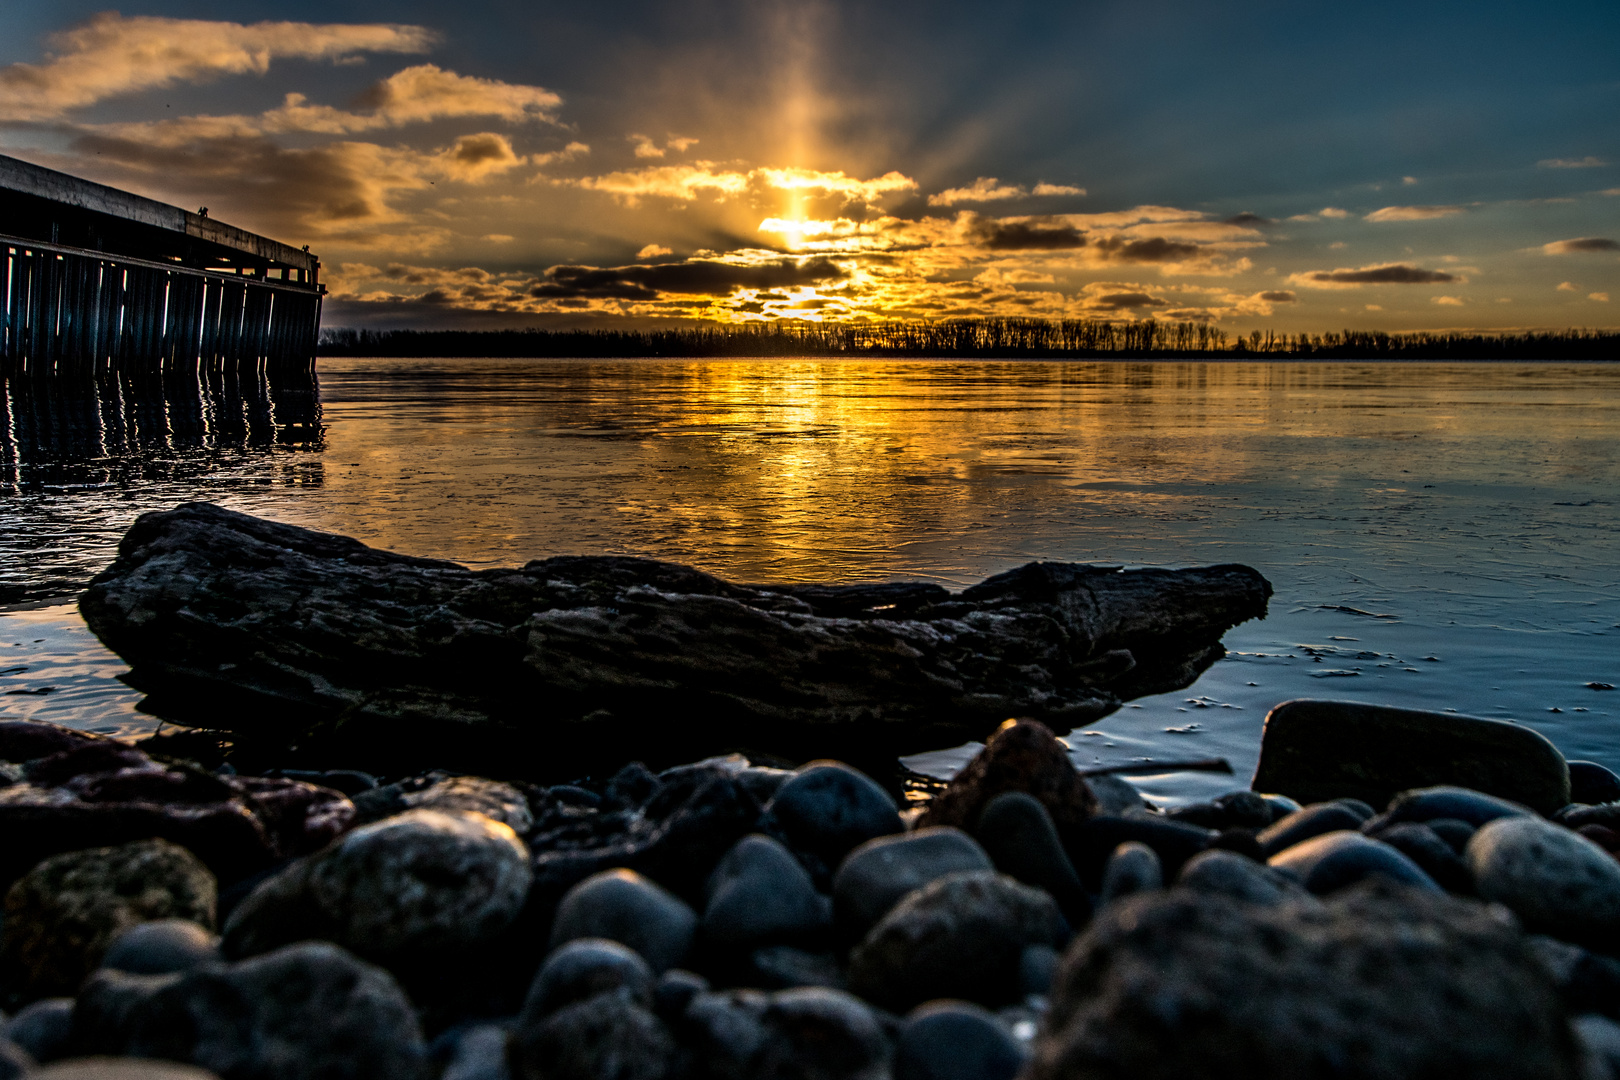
[79,503,1272,771]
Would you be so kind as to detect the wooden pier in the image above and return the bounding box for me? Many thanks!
[0,155,322,378]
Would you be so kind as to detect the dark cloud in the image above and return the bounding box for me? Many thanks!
[1224,212,1275,227]
[530,257,847,300]
[1259,290,1297,301]
[1093,236,1203,263]
[1088,291,1168,310]
[1305,265,1457,284]
[971,218,1086,250]
[1545,237,1620,253]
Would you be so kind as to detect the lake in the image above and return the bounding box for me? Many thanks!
[3,358,1617,805]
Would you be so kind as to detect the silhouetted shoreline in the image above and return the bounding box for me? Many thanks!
[318,320,1620,361]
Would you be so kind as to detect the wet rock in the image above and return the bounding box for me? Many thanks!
[833,828,993,936]
[82,941,427,1080]
[1469,815,1620,950]
[511,990,674,1080]
[1366,822,1474,893]
[895,1000,1026,1080]
[79,505,1270,770]
[1176,848,1312,907]
[752,987,890,1080]
[1018,944,1061,997]
[848,870,1065,1012]
[972,793,1089,923]
[761,764,901,885]
[549,869,696,973]
[1258,793,1302,821]
[0,720,99,763]
[916,719,1098,840]
[0,1040,28,1080]
[1098,841,1162,906]
[101,920,221,976]
[441,1024,511,1080]
[1368,785,1534,830]
[1259,801,1384,858]
[1571,762,1620,806]
[31,1062,219,1080]
[1,839,216,1003]
[679,989,771,1079]
[1573,1014,1620,1080]
[653,968,707,1021]
[1032,880,1581,1080]
[1165,790,1272,830]
[1268,831,1439,895]
[525,939,654,1018]
[1066,816,1211,890]
[224,809,531,962]
[402,776,534,835]
[1526,935,1620,1020]
[1082,774,1145,817]
[747,946,846,991]
[1252,699,1571,814]
[703,835,829,950]
[1425,816,1477,854]
[2,997,72,1063]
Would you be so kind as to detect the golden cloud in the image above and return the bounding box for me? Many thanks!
[1364,205,1466,222]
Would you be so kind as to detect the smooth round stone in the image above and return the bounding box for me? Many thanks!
[510,991,675,1080]
[653,968,709,1020]
[1335,799,1377,822]
[440,1024,510,1080]
[524,938,654,1019]
[101,920,221,976]
[704,834,829,949]
[754,987,889,1080]
[1468,816,1620,948]
[1176,849,1311,907]
[1084,774,1145,818]
[549,869,697,973]
[30,1062,221,1080]
[402,776,535,835]
[1267,831,1440,894]
[747,946,845,991]
[2,998,74,1063]
[1570,762,1620,807]
[1067,817,1211,890]
[1259,794,1303,821]
[1425,817,1477,855]
[1370,823,1473,893]
[1575,1014,1620,1080]
[1374,786,1534,828]
[834,827,993,935]
[973,793,1089,922]
[1018,944,1060,997]
[1166,791,1272,830]
[896,1000,1026,1080]
[762,764,903,866]
[0,1040,27,1080]
[681,989,771,1077]
[1256,802,1367,859]
[1098,842,1162,906]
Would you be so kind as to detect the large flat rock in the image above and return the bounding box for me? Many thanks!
[80,503,1271,774]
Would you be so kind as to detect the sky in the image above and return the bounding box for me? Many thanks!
[1,1,1616,334]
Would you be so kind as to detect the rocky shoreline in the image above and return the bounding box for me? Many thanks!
[1,707,1620,1079]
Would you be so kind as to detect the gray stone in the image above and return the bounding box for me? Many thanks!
[1030,881,1582,1080]
[753,987,890,1080]
[223,809,531,962]
[1256,802,1370,858]
[1468,815,1620,949]
[1018,944,1060,997]
[1258,793,1302,821]
[1176,849,1311,907]
[895,1000,1026,1080]
[1,839,216,1003]
[31,1062,219,1080]
[848,870,1066,1012]
[680,989,770,1080]
[1368,823,1473,893]
[1573,1014,1620,1080]
[524,939,653,1019]
[1083,774,1145,818]
[1268,830,1440,894]
[2,997,72,1062]
[101,920,221,976]
[833,827,992,936]
[1165,790,1272,830]
[973,793,1089,922]
[402,776,534,835]
[762,764,902,880]
[1098,841,1162,906]
[1427,817,1477,854]
[441,1024,511,1080]
[510,990,675,1080]
[550,869,696,973]
[1251,699,1571,814]
[703,835,830,950]
[748,946,846,991]
[1571,763,1620,807]
[652,969,707,1021]
[1370,786,1534,829]
[0,1039,26,1080]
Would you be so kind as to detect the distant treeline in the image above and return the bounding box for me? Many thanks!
[318,320,1620,360]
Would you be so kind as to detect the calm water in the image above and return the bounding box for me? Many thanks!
[3,359,1617,804]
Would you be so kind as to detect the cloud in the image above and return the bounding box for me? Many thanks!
[1032,183,1084,197]
[1092,236,1203,263]
[1291,264,1459,288]
[1364,205,1466,222]
[1594,293,1612,303]
[530,256,848,301]
[0,13,435,120]
[637,244,673,259]
[970,218,1086,250]
[532,142,589,168]
[571,165,913,207]
[1543,237,1620,254]
[349,64,561,127]
[1431,296,1465,305]
[1558,281,1579,291]
[1086,290,1167,311]
[1319,207,1349,219]
[1539,157,1608,169]
[1223,212,1275,227]
[483,234,514,243]
[930,178,1085,207]
[1402,176,1418,185]
[435,133,525,182]
[1257,290,1297,302]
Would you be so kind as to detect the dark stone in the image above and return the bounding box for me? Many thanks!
[0,1039,27,1080]
[440,1024,510,1080]
[1082,774,1144,817]
[549,869,696,973]
[1065,816,1212,892]
[510,990,675,1080]
[101,920,221,976]
[760,764,901,885]
[78,505,1271,772]
[1560,804,1620,831]
[679,989,771,1079]
[652,968,707,1021]
[1468,816,1620,951]
[895,1000,1026,1080]
[1425,817,1477,854]
[916,720,1098,841]
[1251,699,1571,815]
[0,720,99,764]
[1030,881,1582,1080]
[1267,831,1440,895]
[1,997,72,1063]
[746,946,846,991]
[1526,935,1620,1021]
[1571,763,1620,806]
[833,828,993,937]
[1258,793,1302,821]
[1,839,216,1004]
[524,939,654,1018]
[399,776,534,835]
[1257,802,1375,858]
[973,793,1090,924]
[703,834,829,950]
[1208,827,1265,863]
[1018,944,1061,997]
[1176,849,1311,907]
[1367,786,1534,830]
[752,987,890,1080]
[1366,823,1474,893]
[1165,790,1272,830]
[29,1062,216,1080]
[1098,842,1162,906]
[848,870,1065,1012]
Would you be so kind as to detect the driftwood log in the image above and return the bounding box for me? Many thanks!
[80,503,1271,775]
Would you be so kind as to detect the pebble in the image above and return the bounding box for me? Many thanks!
[0,839,216,1002]
[761,764,903,882]
[848,870,1065,1012]
[753,987,890,1080]
[652,968,708,1021]
[972,793,1089,923]
[1369,786,1534,830]
[1366,822,1474,893]
[440,1024,511,1080]
[1018,944,1061,997]
[30,1063,221,1080]
[549,869,697,973]
[895,1000,1026,1080]
[1165,790,1272,830]
[1424,817,1477,855]
[2,998,73,1063]
[1067,816,1211,890]
[1259,793,1302,821]
[1267,831,1440,894]
[916,719,1097,838]
[0,1040,28,1080]
[1570,762,1620,807]
[1098,842,1162,907]
[703,834,830,950]
[402,776,535,835]
[1468,815,1620,949]
[523,939,654,1018]
[1176,848,1312,907]
[1082,774,1145,818]
[224,809,531,962]
[509,990,675,1080]
[1256,802,1368,858]
[679,989,771,1077]
[747,946,846,991]
[100,921,221,976]
[833,827,993,936]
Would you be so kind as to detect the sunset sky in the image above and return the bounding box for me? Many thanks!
[1,1,1616,333]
